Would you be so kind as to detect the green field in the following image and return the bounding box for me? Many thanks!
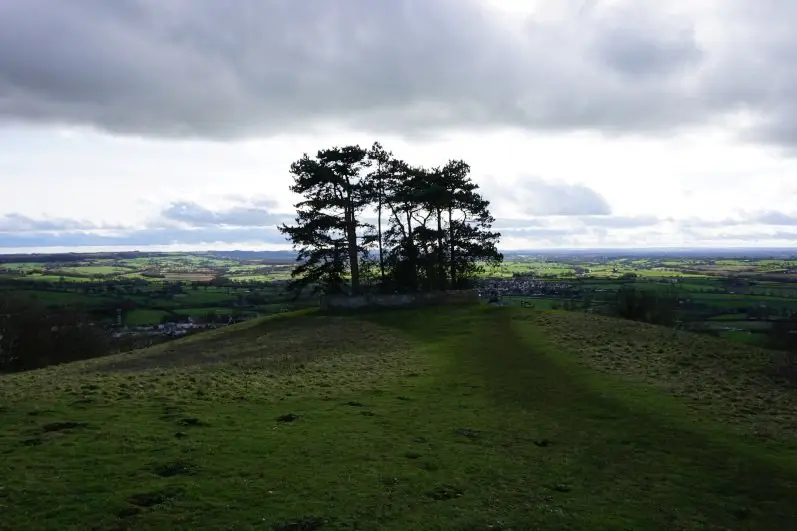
[173,307,236,318]
[2,307,796,529]
[717,330,769,346]
[708,313,749,321]
[502,296,564,309]
[124,309,171,326]
[3,289,113,307]
[172,290,238,304]
[24,274,95,283]
[57,266,130,275]
[4,252,797,351]
[229,274,291,282]
[0,262,47,271]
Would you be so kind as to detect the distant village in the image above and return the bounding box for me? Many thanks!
[108,308,290,340]
[477,277,578,299]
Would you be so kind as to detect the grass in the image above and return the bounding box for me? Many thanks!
[162,273,216,281]
[175,290,238,304]
[6,289,113,307]
[1,307,796,529]
[706,320,773,331]
[24,274,95,283]
[0,262,46,270]
[718,330,770,347]
[502,296,564,309]
[708,313,749,321]
[57,266,127,275]
[172,307,235,317]
[229,274,290,282]
[693,293,797,303]
[124,309,170,326]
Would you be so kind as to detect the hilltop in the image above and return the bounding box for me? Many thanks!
[2,307,797,530]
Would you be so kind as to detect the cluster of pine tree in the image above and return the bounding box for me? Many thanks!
[279,142,502,295]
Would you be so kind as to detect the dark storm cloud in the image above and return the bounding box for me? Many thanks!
[0,0,794,147]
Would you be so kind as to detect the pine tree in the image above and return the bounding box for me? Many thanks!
[280,141,502,296]
[279,145,371,295]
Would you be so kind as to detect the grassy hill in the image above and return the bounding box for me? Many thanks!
[2,307,797,530]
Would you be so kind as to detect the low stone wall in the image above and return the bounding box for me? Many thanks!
[320,289,479,311]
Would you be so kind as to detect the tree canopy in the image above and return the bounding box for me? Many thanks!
[279,142,502,295]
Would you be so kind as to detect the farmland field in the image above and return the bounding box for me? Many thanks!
[0,251,300,328]
[161,273,216,281]
[3,249,797,347]
[124,309,170,326]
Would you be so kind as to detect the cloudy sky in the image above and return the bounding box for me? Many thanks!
[2,0,797,253]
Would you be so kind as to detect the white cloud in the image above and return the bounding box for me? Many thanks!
[484,176,611,216]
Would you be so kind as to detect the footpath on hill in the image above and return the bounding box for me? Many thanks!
[366,307,797,530]
[0,306,795,530]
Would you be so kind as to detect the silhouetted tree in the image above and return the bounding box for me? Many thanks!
[366,141,392,283]
[280,142,501,295]
[280,145,372,295]
[381,159,501,291]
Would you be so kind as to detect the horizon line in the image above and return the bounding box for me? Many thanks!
[0,245,796,257]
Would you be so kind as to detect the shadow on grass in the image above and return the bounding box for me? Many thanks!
[369,306,797,529]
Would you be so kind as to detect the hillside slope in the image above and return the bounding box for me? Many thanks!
[1,307,796,530]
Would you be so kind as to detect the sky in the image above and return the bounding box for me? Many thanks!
[2,0,797,253]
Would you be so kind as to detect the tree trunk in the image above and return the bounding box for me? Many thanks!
[405,210,418,291]
[448,207,456,288]
[436,209,446,290]
[377,185,385,284]
[346,206,361,295]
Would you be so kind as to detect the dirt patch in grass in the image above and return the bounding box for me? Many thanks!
[272,517,327,531]
[152,460,196,477]
[426,484,464,501]
[177,417,207,427]
[127,487,184,508]
[42,421,87,432]
[116,506,141,519]
[455,428,481,440]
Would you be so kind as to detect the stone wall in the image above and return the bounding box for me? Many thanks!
[320,289,479,311]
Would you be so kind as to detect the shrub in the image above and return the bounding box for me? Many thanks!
[0,294,108,372]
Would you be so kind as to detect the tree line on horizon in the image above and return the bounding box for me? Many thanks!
[279,142,502,296]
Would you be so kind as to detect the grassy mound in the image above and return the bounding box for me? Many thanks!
[1,307,796,530]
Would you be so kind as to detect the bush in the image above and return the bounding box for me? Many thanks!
[776,351,797,384]
[0,294,108,373]
[612,286,678,327]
